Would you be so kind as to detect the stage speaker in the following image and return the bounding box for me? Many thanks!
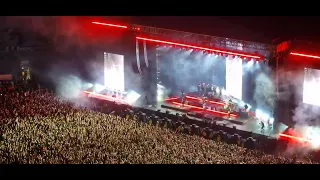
[194,113,204,118]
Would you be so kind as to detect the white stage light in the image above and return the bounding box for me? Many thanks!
[125,90,141,105]
[255,109,274,124]
[94,83,105,93]
[82,82,93,89]
[247,60,254,68]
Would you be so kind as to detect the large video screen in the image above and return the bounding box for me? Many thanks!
[303,68,320,106]
[104,52,125,91]
[226,56,243,100]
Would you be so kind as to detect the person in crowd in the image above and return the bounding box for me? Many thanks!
[0,82,317,164]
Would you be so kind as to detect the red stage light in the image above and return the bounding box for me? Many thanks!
[171,102,237,117]
[290,52,320,59]
[92,21,128,29]
[164,97,179,101]
[136,37,262,59]
[185,95,225,106]
[172,102,203,110]
[278,133,311,143]
[185,96,202,101]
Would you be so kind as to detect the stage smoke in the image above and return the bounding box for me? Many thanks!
[159,48,222,96]
[277,69,320,154]
[253,72,275,114]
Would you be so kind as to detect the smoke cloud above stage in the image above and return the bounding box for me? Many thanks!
[159,47,226,96]
[2,16,143,104]
[158,46,274,113]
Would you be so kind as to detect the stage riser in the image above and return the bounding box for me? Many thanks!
[161,104,247,125]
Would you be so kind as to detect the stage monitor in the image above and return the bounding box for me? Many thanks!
[104,52,125,91]
[303,68,320,106]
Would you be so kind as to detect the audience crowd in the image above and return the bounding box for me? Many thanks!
[0,83,317,164]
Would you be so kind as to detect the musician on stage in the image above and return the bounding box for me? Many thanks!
[202,83,206,92]
[197,83,202,95]
[218,87,222,97]
[226,99,233,119]
[202,97,208,113]
[205,84,210,97]
[212,85,216,97]
[181,90,185,106]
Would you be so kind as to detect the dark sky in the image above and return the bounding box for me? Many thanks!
[109,16,320,44]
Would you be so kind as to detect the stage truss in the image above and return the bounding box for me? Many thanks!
[132,24,273,58]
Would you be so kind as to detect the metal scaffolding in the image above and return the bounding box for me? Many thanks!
[133,24,272,54]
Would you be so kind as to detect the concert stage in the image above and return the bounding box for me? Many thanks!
[83,20,320,151]
[83,90,285,139]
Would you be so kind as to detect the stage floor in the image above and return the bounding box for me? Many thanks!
[83,93,286,139]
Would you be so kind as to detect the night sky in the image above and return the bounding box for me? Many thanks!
[108,16,320,44]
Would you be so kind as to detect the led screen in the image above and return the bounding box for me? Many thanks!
[104,52,124,91]
[226,56,243,100]
[303,68,320,106]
